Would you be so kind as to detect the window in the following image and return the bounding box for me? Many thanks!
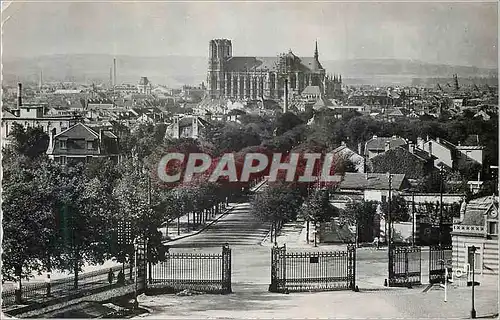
[381,195,387,203]
[60,156,67,165]
[467,246,482,271]
[488,222,498,235]
[87,141,95,150]
[60,140,67,149]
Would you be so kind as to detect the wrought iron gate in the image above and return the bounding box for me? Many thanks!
[429,245,452,284]
[148,244,231,294]
[388,245,421,287]
[269,244,356,293]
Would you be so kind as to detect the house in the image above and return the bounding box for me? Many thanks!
[364,135,407,159]
[137,77,153,95]
[165,115,211,139]
[369,144,434,180]
[337,172,410,202]
[451,196,498,275]
[416,136,484,170]
[330,142,365,173]
[2,105,79,148]
[46,123,119,164]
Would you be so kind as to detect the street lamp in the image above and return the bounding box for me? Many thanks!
[470,245,477,319]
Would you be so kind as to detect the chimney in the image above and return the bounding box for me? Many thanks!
[341,141,346,147]
[283,79,289,113]
[113,58,117,86]
[408,142,415,154]
[417,136,424,149]
[99,129,104,153]
[436,137,440,143]
[358,142,362,155]
[17,83,22,107]
[385,141,391,152]
[428,141,433,155]
[192,117,199,138]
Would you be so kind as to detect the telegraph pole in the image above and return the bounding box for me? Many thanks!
[387,172,393,286]
[439,163,444,246]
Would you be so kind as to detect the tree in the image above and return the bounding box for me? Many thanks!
[5,123,49,159]
[342,201,378,243]
[380,194,410,223]
[251,183,303,243]
[275,112,304,136]
[2,154,51,284]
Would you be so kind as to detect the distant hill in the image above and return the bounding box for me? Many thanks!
[3,55,497,87]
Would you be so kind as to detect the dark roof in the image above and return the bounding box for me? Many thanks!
[365,136,407,152]
[56,123,98,140]
[463,134,480,146]
[139,77,150,85]
[313,97,333,110]
[339,173,407,190]
[224,55,321,73]
[302,86,321,96]
[460,196,498,226]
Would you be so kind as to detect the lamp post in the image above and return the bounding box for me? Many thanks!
[470,245,477,319]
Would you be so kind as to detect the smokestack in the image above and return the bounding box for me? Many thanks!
[109,67,113,88]
[17,83,22,108]
[39,70,43,91]
[283,79,288,113]
[113,58,117,86]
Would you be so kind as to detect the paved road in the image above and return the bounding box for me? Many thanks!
[169,202,271,248]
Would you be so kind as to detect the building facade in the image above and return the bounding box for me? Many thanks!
[207,39,341,101]
[451,196,498,276]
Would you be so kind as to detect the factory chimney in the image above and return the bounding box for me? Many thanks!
[17,83,22,108]
[113,58,117,86]
[39,70,43,91]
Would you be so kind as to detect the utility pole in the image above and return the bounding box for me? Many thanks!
[387,172,393,286]
[439,163,444,246]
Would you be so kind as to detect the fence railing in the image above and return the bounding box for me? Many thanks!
[148,245,231,294]
[270,245,357,293]
[429,245,453,284]
[2,264,132,307]
[388,245,422,287]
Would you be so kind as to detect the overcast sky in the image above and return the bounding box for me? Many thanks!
[2,1,498,68]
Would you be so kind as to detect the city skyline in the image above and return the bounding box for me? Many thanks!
[2,1,498,69]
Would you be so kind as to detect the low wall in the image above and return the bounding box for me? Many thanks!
[7,282,144,318]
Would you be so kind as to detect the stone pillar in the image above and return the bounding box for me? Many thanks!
[224,73,229,97]
[296,72,300,93]
[233,73,238,99]
[274,73,279,99]
[244,75,248,99]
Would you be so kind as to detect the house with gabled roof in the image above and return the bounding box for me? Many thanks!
[364,135,407,159]
[452,196,499,276]
[46,123,119,164]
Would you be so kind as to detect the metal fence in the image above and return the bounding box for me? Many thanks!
[429,245,453,284]
[269,245,356,293]
[147,245,232,294]
[1,264,133,307]
[388,245,422,287]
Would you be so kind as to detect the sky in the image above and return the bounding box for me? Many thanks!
[2,1,498,68]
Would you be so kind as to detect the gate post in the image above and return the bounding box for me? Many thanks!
[269,245,278,292]
[404,247,410,288]
[348,245,357,291]
[221,244,232,294]
[282,244,287,293]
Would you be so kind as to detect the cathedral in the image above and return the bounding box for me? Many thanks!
[207,39,342,101]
